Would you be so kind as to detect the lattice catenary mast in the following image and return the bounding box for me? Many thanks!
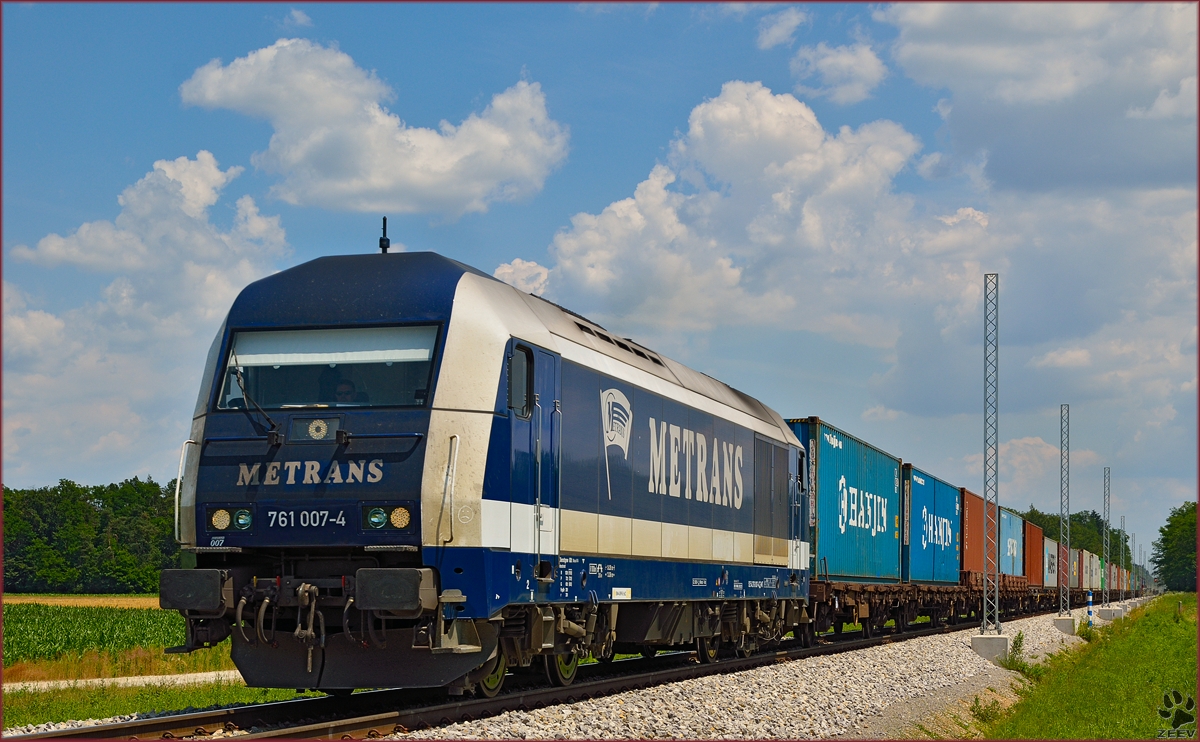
[982,273,1000,634]
[1102,467,1110,607]
[1120,515,1126,602]
[1059,404,1070,616]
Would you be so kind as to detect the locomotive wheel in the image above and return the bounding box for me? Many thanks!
[478,652,508,698]
[735,637,755,658]
[545,652,579,686]
[696,636,720,664]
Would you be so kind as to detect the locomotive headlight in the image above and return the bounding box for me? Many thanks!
[367,507,388,529]
[390,507,411,529]
[234,509,253,530]
[211,509,231,530]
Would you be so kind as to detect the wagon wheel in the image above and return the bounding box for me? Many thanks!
[544,652,579,687]
[696,636,721,664]
[639,646,658,660]
[799,623,816,648]
[860,618,874,639]
[478,652,508,698]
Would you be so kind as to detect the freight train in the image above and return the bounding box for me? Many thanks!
[160,249,1140,696]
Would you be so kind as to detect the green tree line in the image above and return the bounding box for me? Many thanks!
[1151,501,1196,592]
[1020,504,1133,567]
[3,478,181,593]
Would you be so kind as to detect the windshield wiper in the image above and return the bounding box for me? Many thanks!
[230,353,282,445]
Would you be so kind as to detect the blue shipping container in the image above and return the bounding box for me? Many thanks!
[902,465,962,584]
[788,418,901,582]
[999,508,1024,576]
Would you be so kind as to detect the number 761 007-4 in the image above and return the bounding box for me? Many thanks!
[267,510,347,528]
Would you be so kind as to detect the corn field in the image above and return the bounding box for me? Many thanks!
[3,603,185,666]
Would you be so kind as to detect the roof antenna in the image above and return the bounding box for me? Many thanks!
[379,216,390,254]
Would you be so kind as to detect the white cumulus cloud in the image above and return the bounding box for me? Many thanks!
[4,152,286,484]
[285,8,312,27]
[791,42,888,104]
[180,39,570,217]
[534,80,929,340]
[876,3,1197,190]
[1031,347,1092,368]
[494,258,550,296]
[1127,75,1198,120]
[964,436,1101,498]
[757,7,806,50]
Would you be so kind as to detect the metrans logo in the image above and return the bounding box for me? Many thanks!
[921,506,953,550]
[837,475,887,536]
[647,417,744,509]
[236,460,383,486]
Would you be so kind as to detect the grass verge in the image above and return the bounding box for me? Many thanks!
[3,594,161,609]
[4,644,237,683]
[1,681,321,731]
[986,594,1197,739]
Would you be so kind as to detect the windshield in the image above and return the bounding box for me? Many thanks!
[216,326,438,410]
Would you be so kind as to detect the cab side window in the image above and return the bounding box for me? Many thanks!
[509,346,532,418]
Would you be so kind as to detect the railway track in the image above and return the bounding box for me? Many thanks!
[10,617,999,741]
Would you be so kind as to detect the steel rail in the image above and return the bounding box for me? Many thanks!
[9,616,1027,741]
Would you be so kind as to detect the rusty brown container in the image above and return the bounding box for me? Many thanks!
[1024,521,1044,586]
[959,487,998,573]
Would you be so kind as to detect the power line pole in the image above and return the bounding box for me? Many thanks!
[1059,403,1070,616]
[1102,467,1110,607]
[982,273,1001,635]
[1120,515,1126,601]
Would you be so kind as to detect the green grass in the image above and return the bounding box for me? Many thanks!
[3,604,185,666]
[1,681,321,730]
[987,594,1198,739]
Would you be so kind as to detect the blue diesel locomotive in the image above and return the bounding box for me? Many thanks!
[160,251,812,695]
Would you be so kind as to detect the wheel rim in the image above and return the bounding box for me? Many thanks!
[547,652,578,686]
[479,653,507,697]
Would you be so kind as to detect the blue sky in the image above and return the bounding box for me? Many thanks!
[4,3,1195,560]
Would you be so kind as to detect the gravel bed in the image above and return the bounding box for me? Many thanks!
[392,608,1113,740]
[3,708,201,738]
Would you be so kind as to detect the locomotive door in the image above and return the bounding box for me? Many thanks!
[509,342,560,574]
[789,446,804,571]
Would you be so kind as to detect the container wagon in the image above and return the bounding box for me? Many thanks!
[1043,536,1058,587]
[787,418,906,637]
[999,508,1024,577]
[958,488,1000,573]
[789,417,900,584]
[901,464,961,584]
[1024,522,1044,587]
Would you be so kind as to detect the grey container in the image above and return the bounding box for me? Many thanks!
[788,417,901,582]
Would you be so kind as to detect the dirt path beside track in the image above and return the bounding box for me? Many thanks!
[3,594,161,609]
